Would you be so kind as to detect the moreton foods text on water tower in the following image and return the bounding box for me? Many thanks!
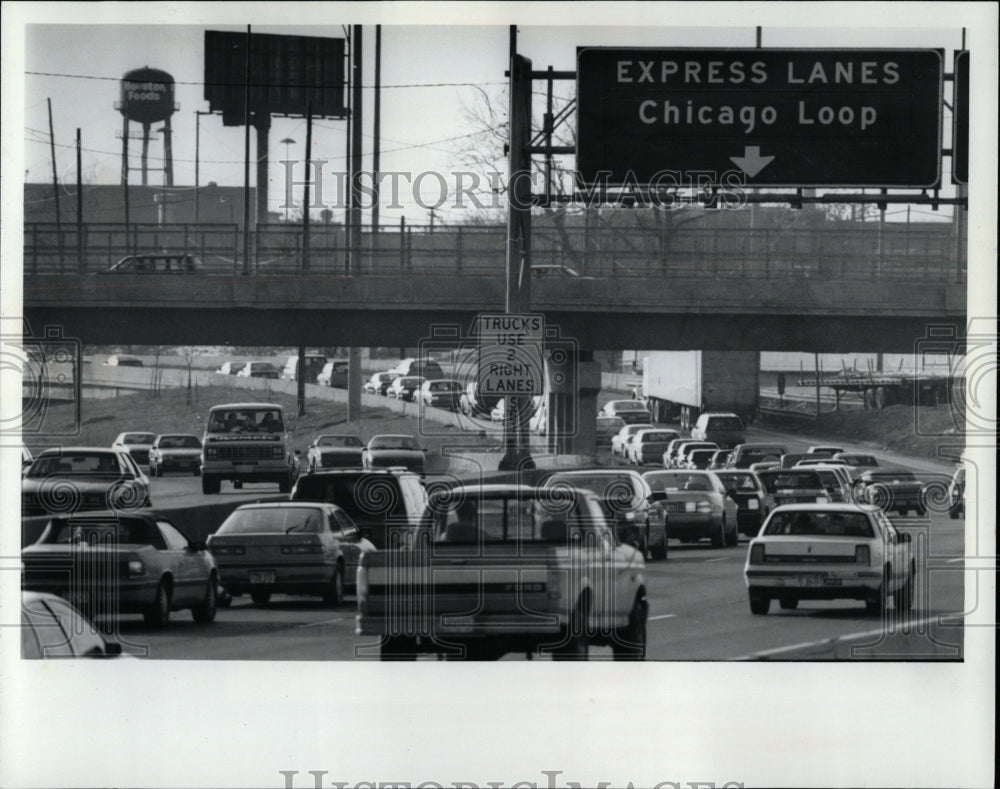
[117,67,177,186]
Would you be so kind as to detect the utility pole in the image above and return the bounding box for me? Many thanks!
[76,129,84,273]
[371,24,382,239]
[241,24,252,275]
[302,106,312,272]
[47,98,64,269]
[499,40,535,471]
[347,25,363,421]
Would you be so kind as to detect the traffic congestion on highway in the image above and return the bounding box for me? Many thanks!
[19,363,967,662]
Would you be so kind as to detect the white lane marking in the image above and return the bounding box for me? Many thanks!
[728,614,950,660]
[648,614,677,621]
[703,557,729,563]
[297,615,353,628]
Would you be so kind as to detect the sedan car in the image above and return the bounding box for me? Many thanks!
[362,434,427,473]
[707,449,732,469]
[713,470,771,537]
[756,468,848,509]
[602,399,652,425]
[237,361,280,379]
[148,433,202,476]
[306,434,365,471]
[674,441,719,469]
[364,372,396,396]
[419,379,463,410]
[642,470,739,548]
[683,448,718,470]
[207,502,375,607]
[22,512,217,627]
[22,447,151,516]
[112,431,156,466]
[744,503,915,615]
[386,376,425,402]
[545,469,669,560]
[727,443,787,469]
[21,592,125,658]
[611,423,655,457]
[596,416,627,446]
[852,469,931,516]
[627,428,680,466]
[833,452,881,470]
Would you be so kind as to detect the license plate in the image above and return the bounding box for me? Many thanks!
[235,464,257,473]
[822,577,843,586]
[796,575,823,587]
[249,570,276,584]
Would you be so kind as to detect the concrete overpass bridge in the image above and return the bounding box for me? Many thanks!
[23,220,965,352]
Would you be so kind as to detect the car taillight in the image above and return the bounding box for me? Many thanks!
[855,545,871,565]
[127,560,145,577]
[696,501,714,513]
[749,543,765,564]
[210,545,245,556]
[205,447,218,458]
[281,544,322,554]
[272,446,284,458]
[684,502,696,513]
[747,499,759,510]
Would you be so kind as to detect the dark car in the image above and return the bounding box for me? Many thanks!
[21,592,125,658]
[690,412,745,450]
[641,470,739,548]
[362,433,427,473]
[237,361,281,379]
[756,468,836,508]
[22,447,151,517]
[289,469,427,549]
[22,512,217,627]
[853,469,932,516]
[727,443,787,469]
[307,434,365,471]
[207,502,375,606]
[419,379,463,410]
[713,470,771,537]
[149,434,202,476]
[104,253,203,274]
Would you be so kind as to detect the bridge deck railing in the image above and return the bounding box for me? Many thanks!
[24,222,964,282]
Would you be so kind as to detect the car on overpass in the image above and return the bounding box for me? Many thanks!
[317,359,349,388]
[236,361,280,379]
[281,353,328,383]
[744,503,915,615]
[641,470,739,548]
[104,354,143,367]
[216,361,243,375]
[148,434,203,476]
[22,447,151,516]
[207,502,375,607]
[545,469,669,560]
[21,592,126,659]
[22,512,217,627]
[306,434,365,471]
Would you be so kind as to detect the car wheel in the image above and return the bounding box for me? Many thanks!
[322,565,345,608]
[192,575,218,623]
[711,518,726,548]
[725,516,738,547]
[380,634,418,660]
[612,595,648,661]
[778,596,799,610]
[893,568,915,612]
[201,475,220,495]
[250,587,272,606]
[143,580,171,628]
[552,598,590,660]
[748,590,770,615]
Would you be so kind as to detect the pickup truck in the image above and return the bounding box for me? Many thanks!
[356,483,648,660]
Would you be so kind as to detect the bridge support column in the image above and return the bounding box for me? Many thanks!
[545,348,601,459]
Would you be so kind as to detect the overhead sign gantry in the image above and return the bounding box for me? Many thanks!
[576,48,944,188]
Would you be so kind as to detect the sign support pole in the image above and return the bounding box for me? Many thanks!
[499,50,535,472]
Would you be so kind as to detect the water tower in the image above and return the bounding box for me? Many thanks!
[116,67,178,186]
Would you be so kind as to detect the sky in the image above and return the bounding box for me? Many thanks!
[19,15,974,225]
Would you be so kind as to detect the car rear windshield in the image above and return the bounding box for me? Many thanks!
[640,432,675,443]
[708,417,743,430]
[48,518,164,547]
[218,507,324,535]
[123,434,155,444]
[714,472,759,491]
[292,475,405,522]
[763,511,875,538]
[429,381,460,391]
[757,471,824,493]
[158,435,201,448]
[28,453,121,477]
[739,446,785,462]
[317,436,362,447]
[644,472,713,492]
[426,495,604,543]
[370,436,419,450]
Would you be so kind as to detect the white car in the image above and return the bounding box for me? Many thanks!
[744,503,915,615]
[386,376,424,402]
[111,431,156,467]
[611,423,655,457]
[627,428,680,466]
[601,399,652,425]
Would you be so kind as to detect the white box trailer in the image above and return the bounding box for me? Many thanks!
[642,351,759,429]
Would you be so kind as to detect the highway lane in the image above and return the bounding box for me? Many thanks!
[104,507,964,661]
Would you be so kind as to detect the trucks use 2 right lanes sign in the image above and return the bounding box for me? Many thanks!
[576,48,944,188]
